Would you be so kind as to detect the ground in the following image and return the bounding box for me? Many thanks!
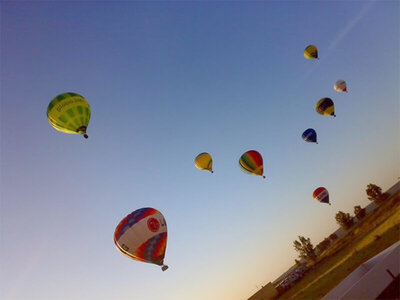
[277,191,400,300]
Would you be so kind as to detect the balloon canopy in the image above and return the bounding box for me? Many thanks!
[304,45,318,59]
[334,80,347,93]
[47,92,91,138]
[114,208,168,271]
[239,150,265,178]
[313,187,331,205]
[316,97,335,117]
[194,152,213,173]
[302,128,318,144]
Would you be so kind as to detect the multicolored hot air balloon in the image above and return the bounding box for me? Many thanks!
[316,98,335,117]
[239,150,265,178]
[313,187,331,205]
[304,45,318,59]
[334,80,347,93]
[194,152,213,173]
[47,92,91,138]
[302,128,318,144]
[114,208,168,271]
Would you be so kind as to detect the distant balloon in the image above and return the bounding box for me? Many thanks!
[304,45,318,59]
[316,98,336,117]
[313,187,331,205]
[47,92,91,138]
[334,80,347,93]
[194,153,213,173]
[114,208,168,271]
[302,128,318,144]
[239,150,265,178]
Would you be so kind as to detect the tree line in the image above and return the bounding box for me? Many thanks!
[292,183,390,263]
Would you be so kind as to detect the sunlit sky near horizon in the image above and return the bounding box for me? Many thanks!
[1,1,399,299]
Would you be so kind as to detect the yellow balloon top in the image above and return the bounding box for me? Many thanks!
[304,45,318,59]
[194,153,213,173]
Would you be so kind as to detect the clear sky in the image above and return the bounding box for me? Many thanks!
[1,1,399,299]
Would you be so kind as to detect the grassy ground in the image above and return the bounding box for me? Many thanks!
[277,192,400,300]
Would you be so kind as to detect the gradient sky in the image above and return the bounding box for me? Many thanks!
[1,1,399,299]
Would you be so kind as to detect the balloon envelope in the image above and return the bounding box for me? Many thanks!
[334,80,347,93]
[316,98,335,117]
[302,128,317,143]
[194,152,213,173]
[313,187,330,205]
[304,45,318,59]
[114,208,168,270]
[239,150,265,178]
[47,92,91,138]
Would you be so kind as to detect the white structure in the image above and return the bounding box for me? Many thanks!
[321,241,400,300]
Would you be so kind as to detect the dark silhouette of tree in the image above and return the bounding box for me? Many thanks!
[335,211,354,229]
[366,184,390,202]
[329,233,338,241]
[316,238,331,253]
[354,205,366,220]
[293,236,316,261]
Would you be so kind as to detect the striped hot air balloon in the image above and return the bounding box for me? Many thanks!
[316,98,336,117]
[239,150,265,178]
[114,208,168,271]
[194,152,213,173]
[313,187,331,205]
[47,92,91,139]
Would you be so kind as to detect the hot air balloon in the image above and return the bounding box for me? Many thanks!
[304,45,318,59]
[313,187,331,205]
[302,128,318,144]
[194,152,213,173]
[334,80,347,93]
[47,92,91,139]
[239,150,265,178]
[114,208,168,271]
[316,98,336,117]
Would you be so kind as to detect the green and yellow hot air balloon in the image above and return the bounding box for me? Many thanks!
[47,92,91,139]
[304,45,318,59]
[194,152,213,173]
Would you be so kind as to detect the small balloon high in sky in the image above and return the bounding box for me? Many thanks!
[334,80,348,93]
[194,152,213,173]
[302,128,318,144]
[316,97,336,117]
[304,45,318,59]
[313,187,331,205]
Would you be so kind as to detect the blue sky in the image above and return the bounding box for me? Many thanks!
[1,1,399,299]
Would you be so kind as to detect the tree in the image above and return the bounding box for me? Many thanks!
[366,184,390,203]
[354,205,366,220]
[293,236,316,261]
[316,238,331,253]
[335,211,354,229]
[295,259,301,266]
[329,233,338,241]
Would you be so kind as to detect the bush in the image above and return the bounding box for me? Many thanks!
[335,211,354,229]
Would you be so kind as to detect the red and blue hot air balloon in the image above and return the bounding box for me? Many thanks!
[114,208,168,271]
[313,187,331,205]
